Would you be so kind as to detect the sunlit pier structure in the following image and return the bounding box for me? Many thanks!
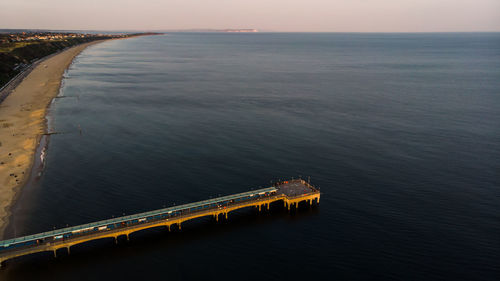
[0,179,320,267]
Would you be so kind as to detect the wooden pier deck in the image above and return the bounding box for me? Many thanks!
[0,179,320,267]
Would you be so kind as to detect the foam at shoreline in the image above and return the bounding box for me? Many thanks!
[0,41,106,238]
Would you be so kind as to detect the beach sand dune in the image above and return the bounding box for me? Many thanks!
[0,41,103,238]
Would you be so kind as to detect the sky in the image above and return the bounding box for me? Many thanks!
[1,0,500,32]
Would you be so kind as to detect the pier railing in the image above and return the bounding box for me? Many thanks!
[0,179,320,267]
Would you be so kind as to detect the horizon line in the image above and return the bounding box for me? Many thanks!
[1,28,500,34]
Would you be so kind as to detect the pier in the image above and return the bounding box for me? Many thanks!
[0,179,320,267]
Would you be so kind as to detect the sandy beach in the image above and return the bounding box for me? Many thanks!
[0,41,104,238]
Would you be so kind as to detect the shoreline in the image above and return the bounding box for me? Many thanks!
[0,40,109,239]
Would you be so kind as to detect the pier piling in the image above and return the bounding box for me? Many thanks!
[0,179,320,267]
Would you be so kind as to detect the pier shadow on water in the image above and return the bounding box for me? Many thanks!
[1,33,499,281]
[1,202,320,280]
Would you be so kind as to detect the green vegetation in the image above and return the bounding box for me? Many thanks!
[0,32,163,90]
[0,42,36,53]
[0,36,108,88]
[0,32,161,90]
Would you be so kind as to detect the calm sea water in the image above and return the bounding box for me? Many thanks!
[2,33,500,280]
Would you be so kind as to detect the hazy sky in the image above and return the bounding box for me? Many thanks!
[1,0,499,32]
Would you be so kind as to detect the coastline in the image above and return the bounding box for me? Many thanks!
[0,40,108,239]
[0,48,66,104]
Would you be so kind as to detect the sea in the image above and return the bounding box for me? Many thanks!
[2,33,499,280]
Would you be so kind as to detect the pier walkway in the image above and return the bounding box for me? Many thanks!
[0,179,319,267]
